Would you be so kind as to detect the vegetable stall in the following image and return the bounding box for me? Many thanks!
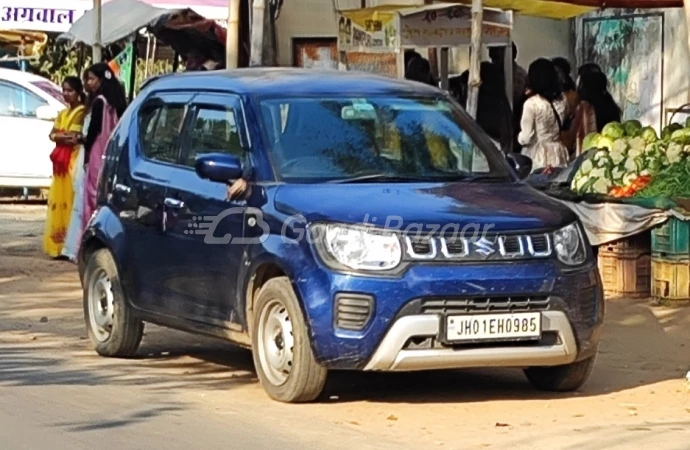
[441,0,689,303]
[536,116,690,303]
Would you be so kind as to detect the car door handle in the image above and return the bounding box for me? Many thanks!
[164,198,185,209]
[114,183,131,194]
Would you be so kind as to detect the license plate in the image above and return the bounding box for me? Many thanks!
[445,312,542,343]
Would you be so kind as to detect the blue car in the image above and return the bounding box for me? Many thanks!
[78,68,604,403]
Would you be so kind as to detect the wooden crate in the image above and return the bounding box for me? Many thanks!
[651,256,690,302]
[598,252,651,299]
[599,232,651,258]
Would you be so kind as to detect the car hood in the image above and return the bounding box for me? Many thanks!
[272,182,576,232]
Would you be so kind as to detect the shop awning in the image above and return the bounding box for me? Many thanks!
[448,0,683,19]
[0,29,47,57]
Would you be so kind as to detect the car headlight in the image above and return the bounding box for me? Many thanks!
[311,223,403,272]
[553,223,587,266]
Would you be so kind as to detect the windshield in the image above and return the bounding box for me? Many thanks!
[259,96,512,183]
[31,80,64,104]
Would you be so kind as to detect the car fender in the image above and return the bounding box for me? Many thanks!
[79,207,132,301]
[239,235,330,344]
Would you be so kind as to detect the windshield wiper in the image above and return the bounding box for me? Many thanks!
[451,173,509,182]
[328,174,428,184]
[328,173,509,184]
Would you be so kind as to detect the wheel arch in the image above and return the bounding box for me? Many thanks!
[243,255,315,344]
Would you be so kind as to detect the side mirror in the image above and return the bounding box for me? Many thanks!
[506,153,533,180]
[195,153,243,183]
[36,105,58,121]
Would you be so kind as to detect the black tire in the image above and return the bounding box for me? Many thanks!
[251,277,327,403]
[524,356,596,392]
[83,248,143,357]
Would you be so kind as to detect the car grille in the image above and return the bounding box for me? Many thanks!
[420,296,551,315]
[404,233,553,262]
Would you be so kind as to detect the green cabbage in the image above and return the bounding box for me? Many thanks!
[641,127,658,144]
[582,132,602,151]
[662,123,683,140]
[598,136,614,151]
[623,120,643,137]
[602,122,625,140]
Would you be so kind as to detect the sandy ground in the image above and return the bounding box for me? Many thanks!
[1,202,690,449]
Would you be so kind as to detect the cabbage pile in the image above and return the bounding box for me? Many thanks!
[571,118,690,196]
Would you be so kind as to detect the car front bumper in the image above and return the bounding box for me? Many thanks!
[283,251,604,371]
[363,310,577,371]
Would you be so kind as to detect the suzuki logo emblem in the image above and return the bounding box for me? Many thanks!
[471,237,497,257]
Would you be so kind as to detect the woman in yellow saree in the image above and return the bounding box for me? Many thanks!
[43,77,85,258]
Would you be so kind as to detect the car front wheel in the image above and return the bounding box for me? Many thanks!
[524,356,596,392]
[83,248,144,357]
[252,277,327,403]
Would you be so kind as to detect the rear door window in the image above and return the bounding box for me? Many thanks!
[140,103,187,164]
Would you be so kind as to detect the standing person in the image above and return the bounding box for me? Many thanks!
[454,63,513,153]
[43,77,85,258]
[577,62,602,81]
[490,43,527,154]
[405,56,436,86]
[62,63,127,261]
[552,57,578,152]
[518,58,569,172]
[489,42,527,107]
[80,63,127,231]
[568,70,622,156]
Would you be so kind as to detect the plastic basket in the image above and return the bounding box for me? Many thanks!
[652,218,690,259]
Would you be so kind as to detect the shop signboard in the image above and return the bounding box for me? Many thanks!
[399,5,511,47]
[0,0,229,33]
[337,10,398,53]
[0,0,85,32]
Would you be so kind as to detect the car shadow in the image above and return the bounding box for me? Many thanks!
[1,254,688,404]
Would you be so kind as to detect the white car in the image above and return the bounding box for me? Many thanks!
[0,68,66,189]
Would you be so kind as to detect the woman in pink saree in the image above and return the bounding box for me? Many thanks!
[80,63,126,230]
[62,63,126,260]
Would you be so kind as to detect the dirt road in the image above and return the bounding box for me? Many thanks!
[1,203,690,449]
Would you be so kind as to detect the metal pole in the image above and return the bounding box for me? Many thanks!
[466,0,483,119]
[144,33,151,78]
[504,11,514,110]
[440,47,449,90]
[249,0,266,66]
[93,0,102,63]
[227,0,240,68]
[128,34,138,103]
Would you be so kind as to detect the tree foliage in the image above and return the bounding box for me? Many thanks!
[30,38,89,85]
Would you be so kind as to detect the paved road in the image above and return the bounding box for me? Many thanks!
[0,350,401,450]
[2,203,690,450]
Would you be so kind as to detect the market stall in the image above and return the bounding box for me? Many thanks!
[0,29,47,69]
[58,0,227,99]
[336,3,514,102]
[440,0,688,302]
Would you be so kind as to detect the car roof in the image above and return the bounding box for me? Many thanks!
[146,68,443,97]
[0,68,54,85]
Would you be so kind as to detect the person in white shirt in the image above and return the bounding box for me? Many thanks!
[518,58,569,172]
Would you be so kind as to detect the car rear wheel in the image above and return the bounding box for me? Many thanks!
[252,277,327,403]
[524,356,596,392]
[83,248,144,357]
